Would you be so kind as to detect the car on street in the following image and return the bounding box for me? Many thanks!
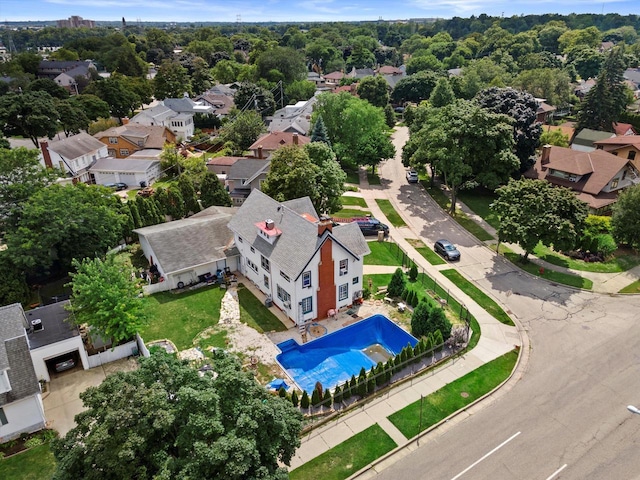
[406,170,419,183]
[104,182,128,191]
[434,239,461,261]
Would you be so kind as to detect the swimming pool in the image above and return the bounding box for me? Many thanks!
[276,314,418,394]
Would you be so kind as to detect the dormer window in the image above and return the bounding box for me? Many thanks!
[255,219,282,245]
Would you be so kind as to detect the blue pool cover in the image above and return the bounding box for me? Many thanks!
[276,314,418,394]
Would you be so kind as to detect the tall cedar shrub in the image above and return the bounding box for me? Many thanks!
[291,390,299,407]
[300,390,310,409]
[333,385,343,404]
[409,264,418,281]
[311,388,320,406]
[278,386,287,398]
[343,380,352,400]
[322,388,332,407]
[388,268,406,297]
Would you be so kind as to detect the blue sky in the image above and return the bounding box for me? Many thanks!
[1,0,639,23]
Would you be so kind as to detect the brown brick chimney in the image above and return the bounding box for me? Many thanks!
[541,145,551,165]
[40,141,53,168]
[257,146,263,159]
[317,218,333,236]
[293,133,298,145]
[122,117,129,125]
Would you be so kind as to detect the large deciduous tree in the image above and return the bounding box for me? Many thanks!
[84,74,141,122]
[219,110,266,155]
[51,351,303,480]
[611,184,640,249]
[199,172,232,208]
[67,254,146,344]
[491,178,588,260]
[0,91,60,147]
[154,59,192,99]
[357,75,390,108]
[304,142,346,214]
[6,184,126,275]
[391,70,440,104]
[475,87,542,172]
[407,100,519,213]
[576,47,629,133]
[233,82,276,117]
[256,46,306,85]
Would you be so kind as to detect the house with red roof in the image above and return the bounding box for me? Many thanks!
[525,145,640,214]
[594,135,640,170]
[248,132,310,159]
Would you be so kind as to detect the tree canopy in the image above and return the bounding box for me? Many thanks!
[0,91,60,147]
[67,254,146,344]
[491,178,589,259]
[611,184,640,249]
[51,351,303,480]
[218,110,266,155]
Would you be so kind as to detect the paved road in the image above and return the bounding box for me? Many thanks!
[363,127,640,479]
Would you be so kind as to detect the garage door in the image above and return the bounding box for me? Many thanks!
[45,350,81,377]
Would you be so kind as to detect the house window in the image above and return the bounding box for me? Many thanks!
[119,149,129,156]
[247,258,258,273]
[339,259,348,276]
[250,246,255,253]
[238,237,243,243]
[108,149,116,157]
[277,285,291,305]
[629,151,637,161]
[261,255,270,272]
[302,271,311,288]
[302,296,313,314]
[611,178,619,189]
[352,276,359,285]
[280,271,290,282]
[264,275,269,289]
[0,407,7,425]
[109,137,118,144]
[339,283,348,301]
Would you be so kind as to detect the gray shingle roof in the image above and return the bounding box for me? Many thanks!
[90,158,159,173]
[572,129,615,147]
[227,190,369,279]
[47,132,105,160]
[228,159,270,181]
[134,206,236,275]
[26,301,79,350]
[0,304,26,370]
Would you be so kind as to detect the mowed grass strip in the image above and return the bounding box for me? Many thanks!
[237,285,287,332]
[139,286,224,350]
[619,280,640,294]
[0,444,57,480]
[340,196,367,208]
[375,199,406,227]
[532,243,640,273]
[389,350,518,439]
[364,241,402,266]
[288,424,397,480]
[406,238,446,265]
[332,208,372,219]
[440,269,514,326]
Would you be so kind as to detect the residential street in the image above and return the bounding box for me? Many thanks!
[352,127,640,479]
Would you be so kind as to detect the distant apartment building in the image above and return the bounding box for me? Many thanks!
[56,16,95,28]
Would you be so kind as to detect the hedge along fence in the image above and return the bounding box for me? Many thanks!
[292,324,471,430]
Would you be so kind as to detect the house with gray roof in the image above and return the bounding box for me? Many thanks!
[39,132,109,184]
[571,128,616,152]
[90,157,161,188]
[226,159,271,206]
[0,304,47,442]
[134,206,239,292]
[227,190,370,327]
[129,103,194,141]
[268,96,317,135]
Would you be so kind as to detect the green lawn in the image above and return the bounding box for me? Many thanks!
[288,424,397,480]
[619,280,640,294]
[340,196,367,208]
[457,189,500,230]
[388,350,518,438]
[532,243,640,273]
[375,199,406,227]
[364,273,394,297]
[237,286,287,333]
[496,245,593,290]
[364,241,402,266]
[332,208,371,219]
[0,444,56,480]
[406,238,446,265]
[138,286,224,350]
[440,269,514,326]
[345,171,360,184]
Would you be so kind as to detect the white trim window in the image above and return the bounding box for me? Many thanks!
[339,259,348,276]
[264,275,269,289]
[277,285,291,305]
[352,276,359,285]
[302,271,311,288]
[247,258,258,273]
[339,283,348,301]
[302,296,313,314]
[261,255,270,273]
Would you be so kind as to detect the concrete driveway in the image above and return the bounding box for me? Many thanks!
[43,358,138,436]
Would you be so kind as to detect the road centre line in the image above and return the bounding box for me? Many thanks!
[450,431,522,480]
[544,464,568,480]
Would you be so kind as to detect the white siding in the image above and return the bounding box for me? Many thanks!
[0,395,46,442]
[30,336,88,382]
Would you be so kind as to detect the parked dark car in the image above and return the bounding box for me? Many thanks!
[355,218,389,237]
[54,356,76,372]
[104,182,128,191]
[434,239,461,261]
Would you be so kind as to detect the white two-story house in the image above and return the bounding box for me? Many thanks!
[40,132,109,184]
[227,190,370,327]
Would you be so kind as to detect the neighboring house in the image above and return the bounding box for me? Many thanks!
[206,156,243,176]
[612,122,637,136]
[267,96,317,135]
[0,304,46,442]
[90,157,161,188]
[306,72,326,88]
[347,67,375,80]
[535,100,556,124]
[53,63,94,94]
[134,206,239,292]
[323,71,344,87]
[37,60,96,80]
[525,145,640,213]
[40,132,109,184]
[226,159,270,206]
[248,132,310,159]
[623,68,640,97]
[26,301,89,383]
[574,79,596,99]
[128,104,194,141]
[194,91,235,117]
[594,135,640,170]
[377,65,406,89]
[227,190,370,327]
[543,125,575,142]
[571,128,616,152]
[94,124,176,159]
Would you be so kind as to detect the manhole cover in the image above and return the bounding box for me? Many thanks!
[461,392,469,398]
